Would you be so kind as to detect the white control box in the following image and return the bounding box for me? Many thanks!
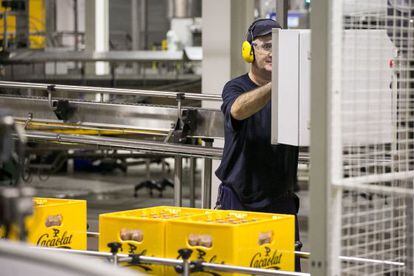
[271,29,396,146]
[271,29,310,146]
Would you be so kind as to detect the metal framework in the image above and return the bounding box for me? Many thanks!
[0,81,221,101]
[0,80,312,209]
[33,238,406,276]
[33,245,309,276]
[0,49,202,83]
[0,80,223,208]
[311,0,414,275]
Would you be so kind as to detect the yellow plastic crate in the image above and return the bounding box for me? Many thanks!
[0,197,87,250]
[165,210,295,275]
[99,206,204,275]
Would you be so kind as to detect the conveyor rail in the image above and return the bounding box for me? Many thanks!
[0,80,222,101]
[33,245,405,275]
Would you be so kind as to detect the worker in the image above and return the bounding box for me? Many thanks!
[215,18,301,271]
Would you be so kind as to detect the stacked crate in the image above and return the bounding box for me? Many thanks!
[100,207,295,275]
[165,209,295,275]
[0,197,87,250]
[99,206,203,275]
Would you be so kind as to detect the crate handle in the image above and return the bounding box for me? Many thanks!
[119,228,144,243]
[45,214,63,227]
[187,234,213,248]
[258,231,273,245]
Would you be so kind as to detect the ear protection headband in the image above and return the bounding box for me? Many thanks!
[241,19,268,63]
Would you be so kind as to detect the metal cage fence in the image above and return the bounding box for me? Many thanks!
[328,0,414,275]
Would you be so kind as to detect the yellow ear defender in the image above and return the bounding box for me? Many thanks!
[242,40,254,63]
[241,19,265,63]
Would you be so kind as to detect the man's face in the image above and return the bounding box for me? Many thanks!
[252,34,272,72]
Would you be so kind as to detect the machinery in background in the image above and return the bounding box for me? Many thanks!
[0,185,34,241]
[0,0,202,90]
[0,108,34,241]
[0,108,26,186]
[0,114,140,276]
[0,48,202,90]
[0,81,223,208]
[0,0,45,51]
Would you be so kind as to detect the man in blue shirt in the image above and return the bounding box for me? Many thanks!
[215,18,301,270]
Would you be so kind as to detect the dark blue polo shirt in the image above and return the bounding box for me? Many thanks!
[215,73,299,209]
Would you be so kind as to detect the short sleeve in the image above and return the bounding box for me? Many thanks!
[221,81,245,132]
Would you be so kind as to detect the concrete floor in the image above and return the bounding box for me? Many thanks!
[28,159,310,273]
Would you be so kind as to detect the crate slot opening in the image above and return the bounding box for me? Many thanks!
[187,234,213,248]
[258,231,273,245]
[120,228,144,242]
[45,214,63,227]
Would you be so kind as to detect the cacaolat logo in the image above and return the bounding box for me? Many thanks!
[36,228,73,248]
[250,246,282,270]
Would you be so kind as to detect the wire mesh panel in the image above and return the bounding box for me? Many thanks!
[329,0,414,275]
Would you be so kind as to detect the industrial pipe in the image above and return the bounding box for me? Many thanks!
[0,81,222,102]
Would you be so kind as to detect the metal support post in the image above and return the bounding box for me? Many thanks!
[276,0,289,28]
[145,159,150,180]
[113,254,118,266]
[177,249,192,276]
[176,92,184,120]
[45,0,57,49]
[2,9,8,50]
[182,259,190,276]
[202,138,213,209]
[189,157,196,207]
[74,0,79,51]
[15,0,30,48]
[107,242,122,266]
[174,156,183,206]
[309,0,331,274]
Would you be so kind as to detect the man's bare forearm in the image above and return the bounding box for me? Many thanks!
[230,82,272,120]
